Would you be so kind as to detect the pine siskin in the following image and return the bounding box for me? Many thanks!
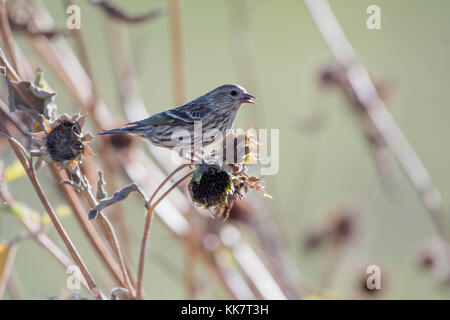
[99,84,255,149]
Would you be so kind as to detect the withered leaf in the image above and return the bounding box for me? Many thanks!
[5,76,56,118]
[0,47,55,119]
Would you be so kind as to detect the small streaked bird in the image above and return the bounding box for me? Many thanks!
[99,84,256,149]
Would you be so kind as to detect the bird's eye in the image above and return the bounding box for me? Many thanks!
[230,90,237,96]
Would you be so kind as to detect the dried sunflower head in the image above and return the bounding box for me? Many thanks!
[188,130,271,221]
[31,114,93,171]
[189,163,234,209]
[188,160,271,221]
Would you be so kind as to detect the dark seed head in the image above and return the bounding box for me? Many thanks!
[46,120,83,161]
[189,163,234,208]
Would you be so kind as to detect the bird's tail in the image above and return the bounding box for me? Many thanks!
[99,126,137,135]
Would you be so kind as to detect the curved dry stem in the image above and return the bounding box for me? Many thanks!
[51,165,126,289]
[136,169,194,299]
[0,125,103,300]
[0,132,30,168]
[147,163,190,206]
[79,175,136,296]
[0,2,18,72]
[90,0,166,23]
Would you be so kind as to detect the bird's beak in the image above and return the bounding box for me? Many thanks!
[240,93,256,104]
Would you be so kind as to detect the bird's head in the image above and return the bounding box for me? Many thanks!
[205,84,256,110]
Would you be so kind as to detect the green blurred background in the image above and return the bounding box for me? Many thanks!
[2,0,450,299]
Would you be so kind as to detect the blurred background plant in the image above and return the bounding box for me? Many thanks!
[1,0,450,299]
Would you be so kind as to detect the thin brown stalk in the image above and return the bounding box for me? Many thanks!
[184,226,198,298]
[0,178,91,292]
[0,125,103,300]
[79,176,136,296]
[28,3,136,289]
[136,170,194,299]
[36,234,90,289]
[0,99,127,288]
[0,101,29,136]
[147,164,190,205]
[51,166,126,287]
[168,2,203,297]
[61,1,134,255]
[0,2,18,73]
[6,269,24,300]
[90,0,166,23]
[64,0,97,112]
[168,0,186,105]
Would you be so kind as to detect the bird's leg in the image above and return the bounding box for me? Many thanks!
[188,151,195,165]
[188,149,206,164]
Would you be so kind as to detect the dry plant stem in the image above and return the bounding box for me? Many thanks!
[60,1,133,250]
[168,0,185,105]
[0,127,102,300]
[185,228,198,298]
[8,18,68,38]
[22,5,136,293]
[90,0,166,23]
[0,32,112,296]
[64,0,97,111]
[33,0,133,278]
[92,207,135,296]
[147,164,190,205]
[4,4,126,296]
[0,102,29,136]
[136,170,194,299]
[168,2,201,296]
[6,270,23,300]
[305,0,449,242]
[0,3,18,72]
[120,153,254,299]
[196,249,242,299]
[80,177,136,296]
[1,106,126,288]
[36,234,90,290]
[51,165,126,287]
[0,179,91,291]
[144,163,197,298]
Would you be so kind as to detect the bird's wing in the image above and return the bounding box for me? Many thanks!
[128,101,210,127]
[173,101,212,121]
